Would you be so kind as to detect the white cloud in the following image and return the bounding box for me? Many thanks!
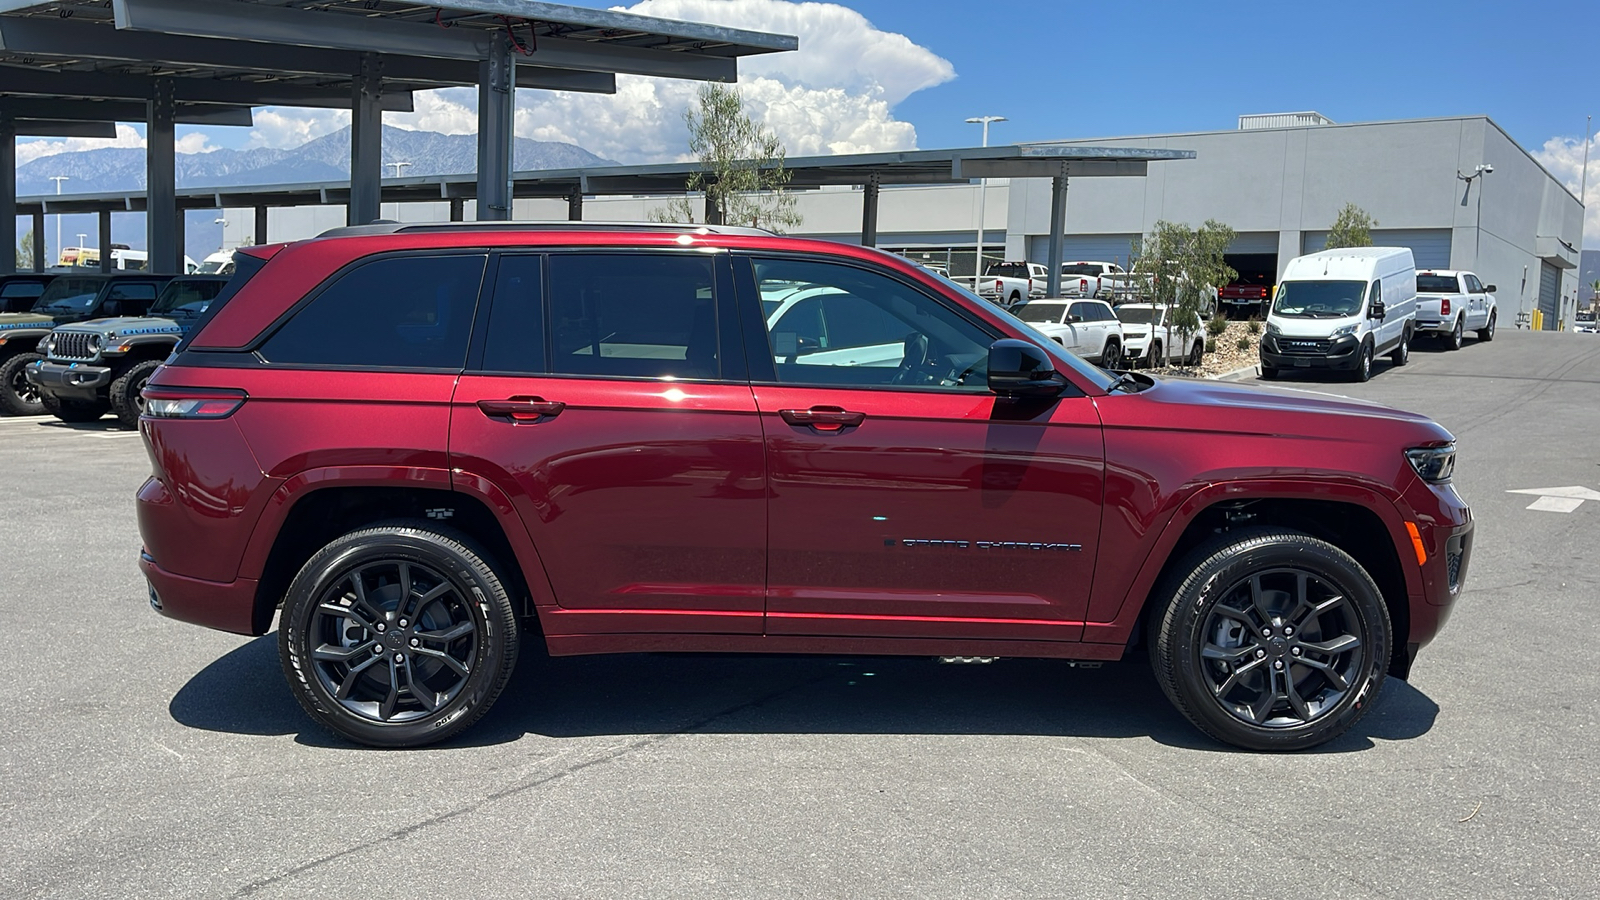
[174,132,219,154]
[15,124,146,166]
[1532,131,1600,244]
[245,108,350,150]
[364,0,951,164]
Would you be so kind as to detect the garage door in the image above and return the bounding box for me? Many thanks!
[1538,261,1561,329]
[1027,234,1141,268]
[1300,229,1453,268]
[1227,232,1279,254]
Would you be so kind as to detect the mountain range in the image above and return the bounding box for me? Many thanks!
[17,126,614,261]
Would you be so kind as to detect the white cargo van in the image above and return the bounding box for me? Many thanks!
[1261,247,1417,382]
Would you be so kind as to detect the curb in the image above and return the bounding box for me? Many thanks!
[1208,363,1260,382]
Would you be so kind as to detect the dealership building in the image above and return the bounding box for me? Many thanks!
[224,113,1585,327]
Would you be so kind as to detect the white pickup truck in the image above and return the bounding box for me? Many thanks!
[1414,269,1497,349]
[1059,261,1126,299]
[955,261,1046,308]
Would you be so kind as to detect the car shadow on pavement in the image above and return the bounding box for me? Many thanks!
[169,635,1438,754]
[35,418,132,432]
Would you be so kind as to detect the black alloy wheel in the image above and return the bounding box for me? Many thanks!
[1149,528,1391,751]
[0,352,45,416]
[1477,311,1496,342]
[110,359,162,429]
[280,524,519,747]
[1101,341,1122,370]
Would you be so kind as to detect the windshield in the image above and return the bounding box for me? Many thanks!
[936,278,1117,392]
[1061,264,1102,276]
[152,279,226,317]
[31,277,103,313]
[1114,306,1165,325]
[1417,274,1461,293]
[1272,280,1366,318]
[1014,302,1069,324]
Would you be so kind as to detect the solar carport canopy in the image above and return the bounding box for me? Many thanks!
[0,0,797,273]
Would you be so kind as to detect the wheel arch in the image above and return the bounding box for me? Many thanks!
[244,474,553,637]
[1106,486,1419,679]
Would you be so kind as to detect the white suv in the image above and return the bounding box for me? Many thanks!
[1013,299,1125,368]
[1114,303,1206,367]
[1415,270,1497,349]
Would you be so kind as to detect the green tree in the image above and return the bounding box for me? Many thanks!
[1132,219,1237,368]
[16,227,36,270]
[648,83,801,232]
[1325,203,1378,249]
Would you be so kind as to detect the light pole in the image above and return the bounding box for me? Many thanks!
[965,116,1006,285]
[1576,115,1591,329]
[48,175,69,266]
[215,217,228,250]
[1457,163,1493,266]
[387,161,412,179]
[75,233,87,266]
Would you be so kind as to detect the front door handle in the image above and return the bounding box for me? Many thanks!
[477,397,566,422]
[779,406,865,432]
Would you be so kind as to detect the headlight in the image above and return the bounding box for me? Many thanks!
[1405,443,1456,484]
[37,335,54,353]
[1266,321,1282,336]
[1329,323,1358,339]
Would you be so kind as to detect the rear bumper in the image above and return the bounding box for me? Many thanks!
[1414,318,1455,334]
[140,550,264,636]
[25,359,112,401]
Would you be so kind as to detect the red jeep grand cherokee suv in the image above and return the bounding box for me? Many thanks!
[136,223,1471,751]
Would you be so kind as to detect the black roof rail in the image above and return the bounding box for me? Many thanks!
[315,221,777,239]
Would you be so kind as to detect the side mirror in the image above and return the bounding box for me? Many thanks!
[988,339,1066,397]
[1484,284,1497,293]
[1067,313,1083,323]
[100,300,123,318]
[1369,300,1386,320]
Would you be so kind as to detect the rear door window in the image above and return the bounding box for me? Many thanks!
[260,254,486,369]
[547,253,719,380]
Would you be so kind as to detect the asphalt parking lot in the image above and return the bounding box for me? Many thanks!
[2,328,1597,899]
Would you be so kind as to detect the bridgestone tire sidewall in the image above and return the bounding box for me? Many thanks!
[278,527,518,748]
[1152,531,1391,752]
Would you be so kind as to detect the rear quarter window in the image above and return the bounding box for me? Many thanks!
[259,254,487,369]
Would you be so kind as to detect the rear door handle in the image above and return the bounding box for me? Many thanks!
[477,397,565,422]
[779,406,865,432]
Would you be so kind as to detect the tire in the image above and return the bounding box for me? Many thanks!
[1147,528,1392,751]
[1101,340,1123,370]
[1150,341,1163,368]
[1189,340,1204,366]
[1008,292,1022,308]
[1259,365,1279,381]
[1350,340,1373,383]
[0,352,45,416]
[40,392,109,423]
[279,523,520,748]
[109,359,162,428]
[1477,310,1496,342]
[1443,316,1463,351]
[1390,327,1411,366]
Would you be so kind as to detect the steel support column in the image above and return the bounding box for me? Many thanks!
[254,205,268,245]
[1,115,15,275]
[568,190,583,221]
[31,210,45,272]
[174,209,185,269]
[861,174,881,248]
[475,35,515,221]
[147,78,179,274]
[1044,165,1069,298]
[448,197,465,222]
[98,209,113,273]
[349,53,384,226]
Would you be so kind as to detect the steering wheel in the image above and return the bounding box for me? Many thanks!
[890,332,930,385]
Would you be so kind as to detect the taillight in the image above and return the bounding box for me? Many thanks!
[1080,278,1088,292]
[1440,298,1451,315]
[994,279,1003,292]
[140,386,246,419]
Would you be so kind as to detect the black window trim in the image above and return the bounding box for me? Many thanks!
[732,250,1027,396]
[242,247,492,374]
[466,247,744,385]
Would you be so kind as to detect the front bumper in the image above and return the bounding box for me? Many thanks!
[24,359,113,401]
[1260,334,1361,369]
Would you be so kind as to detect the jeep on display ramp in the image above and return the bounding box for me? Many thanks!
[28,276,229,426]
[0,272,172,416]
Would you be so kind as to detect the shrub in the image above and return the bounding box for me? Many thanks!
[1206,315,1228,336]
[1205,338,1218,353]
[1236,336,1252,351]
[1246,317,1262,335]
